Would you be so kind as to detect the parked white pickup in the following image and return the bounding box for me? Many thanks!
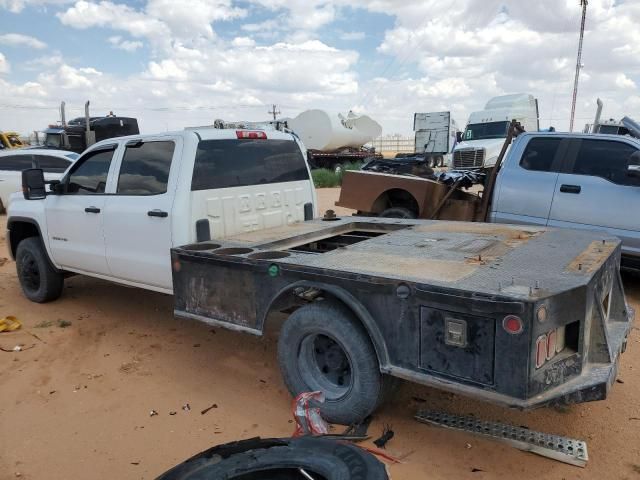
[7,127,316,302]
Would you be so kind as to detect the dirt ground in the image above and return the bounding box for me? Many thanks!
[1,188,639,480]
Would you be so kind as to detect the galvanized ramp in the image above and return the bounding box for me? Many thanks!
[415,410,588,467]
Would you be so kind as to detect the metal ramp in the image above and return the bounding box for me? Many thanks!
[415,410,588,467]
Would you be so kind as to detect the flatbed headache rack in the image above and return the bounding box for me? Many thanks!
[171,216,632,409]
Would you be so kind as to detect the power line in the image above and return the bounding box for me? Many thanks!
[268,104,281,120]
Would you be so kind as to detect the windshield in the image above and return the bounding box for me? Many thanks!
[463,121,509,141]
[44,133,62,148]
[65,152,80,160]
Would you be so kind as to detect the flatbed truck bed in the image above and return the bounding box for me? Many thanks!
[171,217,633,424]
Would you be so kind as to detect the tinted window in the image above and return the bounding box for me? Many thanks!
[464,121,509,141]
[0,155,34,171]
[36,155,71,173]
[67,149,115,194]
[117,141,175,195]
[192,139,309,191]
[520,137,563,172]
[572,139,639,186]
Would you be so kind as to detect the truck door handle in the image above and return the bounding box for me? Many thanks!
[148,209,168,218]
[560,184,581,194]
[85,206,101,213]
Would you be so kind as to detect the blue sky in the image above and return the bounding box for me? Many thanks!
[0,0,638,136]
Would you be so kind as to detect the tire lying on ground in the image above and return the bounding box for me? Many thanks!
[156,436,389,480]
[278,300,393,425]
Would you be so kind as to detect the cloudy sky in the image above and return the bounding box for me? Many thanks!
[0,0,638,137]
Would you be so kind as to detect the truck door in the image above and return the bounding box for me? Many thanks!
[492,136,566,226]
[102,138,179,290]
[548,138,640,257]
[45,145,117,274]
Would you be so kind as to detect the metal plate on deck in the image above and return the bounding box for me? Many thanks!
[415,410,588,467]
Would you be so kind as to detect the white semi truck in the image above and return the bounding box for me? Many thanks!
[413,111,459,167]
[452,93,539,169]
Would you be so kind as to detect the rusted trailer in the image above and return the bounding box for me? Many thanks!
[171,216,633,424]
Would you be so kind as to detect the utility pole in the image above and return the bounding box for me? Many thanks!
[570,0,588,132]
[268,104,281,121]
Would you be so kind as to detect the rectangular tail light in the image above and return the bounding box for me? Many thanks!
[236,130,267,139]
[535,326,567,369]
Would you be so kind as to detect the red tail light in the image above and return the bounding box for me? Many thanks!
[502,315,523,335]
[236,130,267,139]
[535,335,547,368]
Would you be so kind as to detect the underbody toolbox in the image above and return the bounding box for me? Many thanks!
[171,217,633,408]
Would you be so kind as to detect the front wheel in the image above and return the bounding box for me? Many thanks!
[16,237,64,303]
[278,301,389,425]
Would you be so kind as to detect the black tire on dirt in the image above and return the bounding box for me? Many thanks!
[278,301,389,425]
[15,237,64,303]
[379,207,416,219]
[0,198,5,215]
[157,436,389,480]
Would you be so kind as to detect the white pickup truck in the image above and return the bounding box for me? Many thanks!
[7,127,316,302]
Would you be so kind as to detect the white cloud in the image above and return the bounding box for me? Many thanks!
[57,0,246,45]
[39,64,102,89]
[615,73,636,90]
[0,33,47,49]
[231,36,256,47]
[2,0,640,137]
[108,36,143,52]
[339,31,365,41]
[0,0,71,13]
[0,52,10,74]
[57,1,169,41]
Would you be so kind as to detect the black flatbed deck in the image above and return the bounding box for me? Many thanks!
[171,218,633,410]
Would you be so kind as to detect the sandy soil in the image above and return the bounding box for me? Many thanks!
[0,188,639,480]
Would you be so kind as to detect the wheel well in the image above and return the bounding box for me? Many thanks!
[8,220,40,259]
[261,282,390,368]
[371,189,420,215]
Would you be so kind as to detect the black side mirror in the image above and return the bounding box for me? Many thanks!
[456,131,463,143]
[22,168,46,200]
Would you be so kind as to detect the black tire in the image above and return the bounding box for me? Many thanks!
[15,237,64,303]
[0,198,5,215]
[379,207,416,219]
[278,301,387,425]
[157,436,389,480]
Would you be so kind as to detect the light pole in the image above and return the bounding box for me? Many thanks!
[570,0,588,132]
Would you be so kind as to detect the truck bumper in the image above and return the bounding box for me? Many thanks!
[386,307,634,410]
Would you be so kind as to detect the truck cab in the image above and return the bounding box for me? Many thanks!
[491,131,640,268]
[7,126,316,301]
[453,93,539,169]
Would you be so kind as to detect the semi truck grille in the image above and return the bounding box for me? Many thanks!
[453,148,485,169]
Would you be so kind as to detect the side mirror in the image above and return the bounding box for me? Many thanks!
[22,168,46,200]
[456,132,463,143]
[628,164,640,178]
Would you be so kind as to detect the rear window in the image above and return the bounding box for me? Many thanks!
[191,139,309,191]
[0,154,33,171]
[35,155,71,173]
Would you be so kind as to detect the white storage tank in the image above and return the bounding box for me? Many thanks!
[287,110,382,151]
